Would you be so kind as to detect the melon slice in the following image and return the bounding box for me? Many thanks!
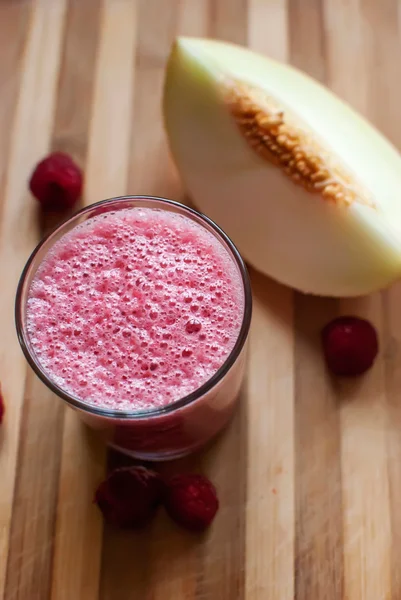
[163,37,401,297]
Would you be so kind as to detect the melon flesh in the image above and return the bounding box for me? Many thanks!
[163,37,401,297]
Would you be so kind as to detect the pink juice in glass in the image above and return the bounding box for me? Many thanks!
[17,197,251,460]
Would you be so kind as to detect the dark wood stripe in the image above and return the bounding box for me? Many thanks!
[382,287,401,599]
[358,2,401,592]
[52,0,103,165]
[98,452,151,600]
[294,295,344,600]
[4,1,102,598]
[288,0,327,83]
[209,0,248,43]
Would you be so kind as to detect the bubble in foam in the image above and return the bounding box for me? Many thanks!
[26,205,244,412]
[185,319,202,334]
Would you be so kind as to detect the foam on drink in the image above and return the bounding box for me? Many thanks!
[26,207,244,411]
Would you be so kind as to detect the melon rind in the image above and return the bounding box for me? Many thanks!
[163,37,401,296]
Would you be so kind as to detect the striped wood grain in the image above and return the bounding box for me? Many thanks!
[1,1,401,599]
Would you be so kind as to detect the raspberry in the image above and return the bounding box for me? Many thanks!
[29,152,83,211]
[163,474,219,532]
[94,466,163,529]
[321,316,379,376]
[0,388,4,424]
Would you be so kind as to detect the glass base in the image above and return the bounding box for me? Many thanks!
[106,409,237,461]
[107,442,196,461]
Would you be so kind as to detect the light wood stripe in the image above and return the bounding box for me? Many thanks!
[248,0,289,63]
[193,4,248,597]
[246,274,295,600]
[323,0,369,115]
[290,5,345,597]
[294,296,344,599]
[368,3,401,597]
[126,0,183,200]
[178,0,210,37]
[0,1,67,598]
[246,4,294,598]
[339,298,391,600]
[85,0,137,202]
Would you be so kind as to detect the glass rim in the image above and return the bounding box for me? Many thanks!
[15,195,252,420]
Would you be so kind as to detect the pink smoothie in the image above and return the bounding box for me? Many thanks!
[26,207,244,412]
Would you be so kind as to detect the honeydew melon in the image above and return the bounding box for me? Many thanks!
[163,37,401,297]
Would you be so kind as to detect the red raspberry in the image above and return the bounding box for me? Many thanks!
[321,316,379,376]
[163,474,219,532]
[94,466,163,529]
[0,388,4,424]
[29,152,83,211]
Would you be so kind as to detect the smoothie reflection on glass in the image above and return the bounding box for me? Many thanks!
[16,196,252,460]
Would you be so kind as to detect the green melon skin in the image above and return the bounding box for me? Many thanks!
[163,37,401,297]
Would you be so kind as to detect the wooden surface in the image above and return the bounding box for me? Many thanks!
[1,0,401,598]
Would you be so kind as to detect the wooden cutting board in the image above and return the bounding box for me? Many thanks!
[1,0,401,598]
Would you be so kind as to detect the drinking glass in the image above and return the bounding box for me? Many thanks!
[15,196,252,460]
